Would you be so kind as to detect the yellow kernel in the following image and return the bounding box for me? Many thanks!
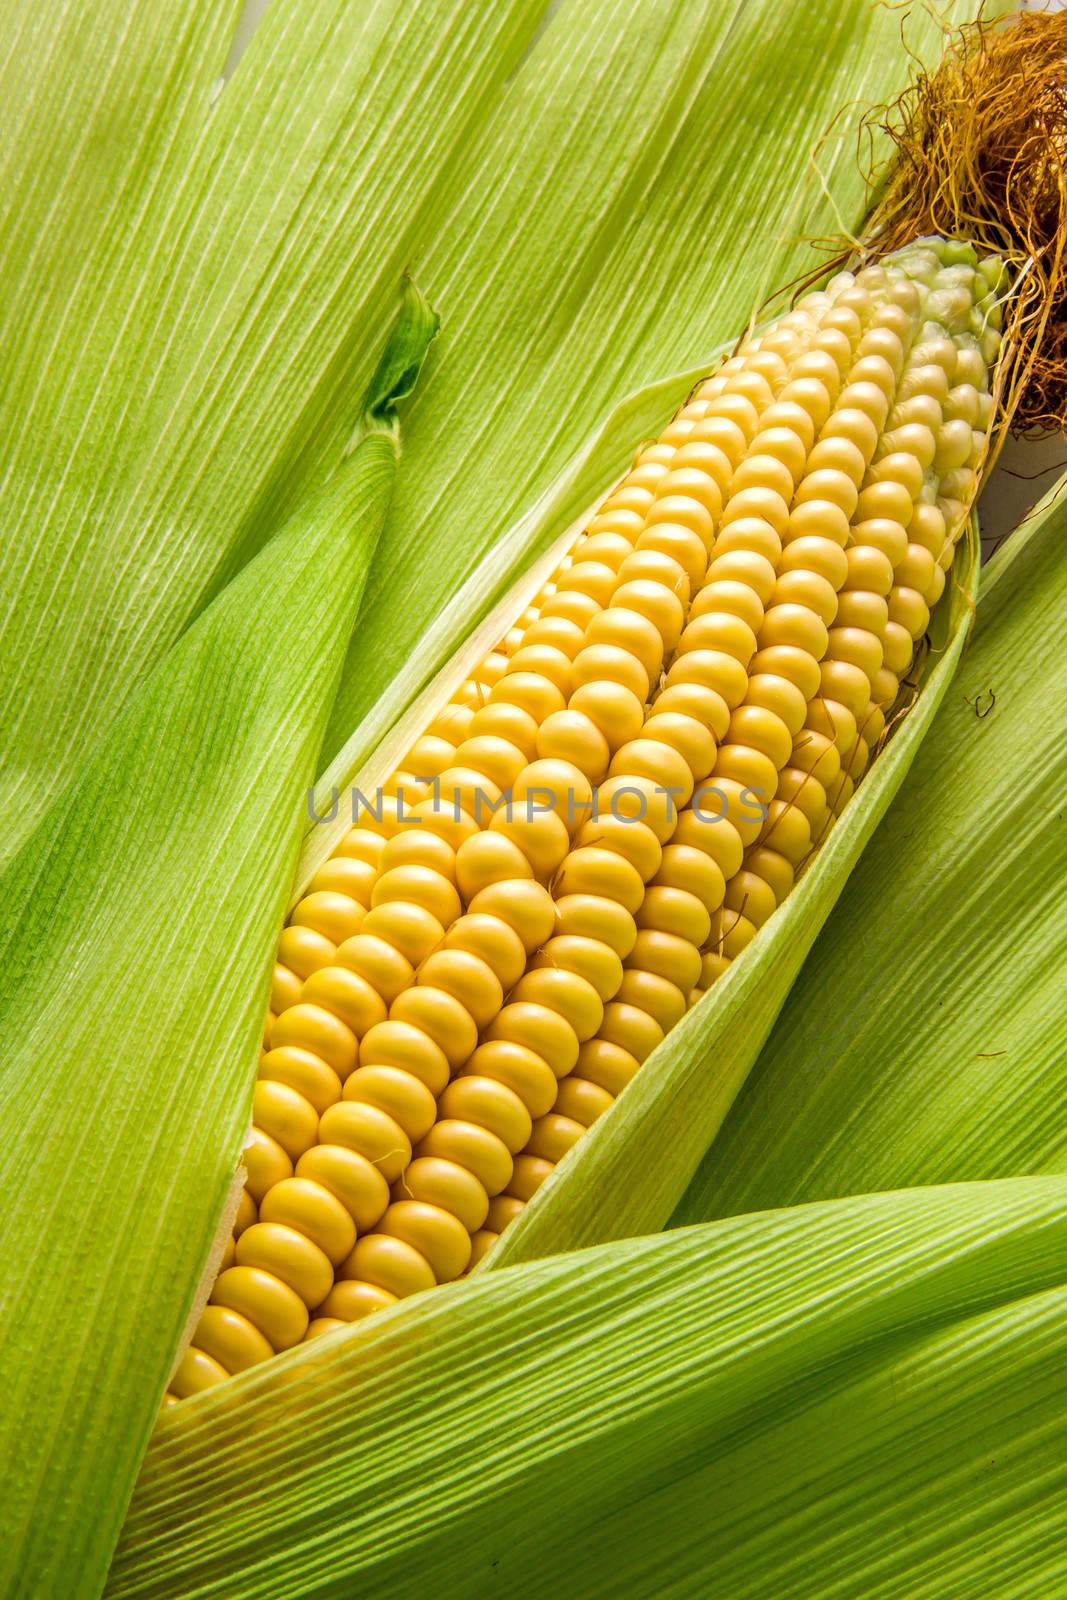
[554,846,646,914]
[416,949,502,1029]
[253,1079,320,1162]
[301,967,387,1041]
[655,842,727,912]
[676,611,758,669]
[169,1347,230,1398]
[378,1201,472,1283]
[671,809,741,880]
[856,480,914,525]
[309,857,376,903]
[236,1222,333,1309]
[785,500,851,548]
[713,744,779,800]
[555,893,636,958]
[319,1280,397,1321]
[536,709,609,783]
[260,1177,356,1266]
[489,808,571,878]
[371,865,460,929]
[634,525,708,588]
[511,967,603,1042]
[334,934,414,1006]
[277,925,335,983]
[195,1305,273,1375]
[487,1002,580,1077]
[243,1125,293,1204]
[628,928,702,992]
[668,646,751,710]
[795,468,858,517]
[748,646,820,702]
[820,659,874,718]
[777,768,829,831]
[575,1039,640,1097]
[599,1002,664,1063]
[888,586,930,638]
[344,1234,436,1297]
[636,885,712,947]
[359,902,444,967]
[743,673,808,737]
[318,1100,412,1185]
[531,935,622,1004]
[727,704,793,768]
[270,1002,358,1077]
[419,1119,513,1196]
[397,1156,489,1233]
[467,880,558,952]
[820,407,878,458]
[467,1041,558,1120]
[439,1076,533,1154]
[454,833,532,903]
[211,1266,308,1351]
[834,592,889,634]
[508,1154,555,1201]
[259,1046,342,1115]
[708,908,760,960]
[296,1142,390,1233]
[745,846,795,904]
[468,702,539,759]
[654,681,731,742]
[616,967,686,1030]
[290,891,367,945]
[489,671,567,724]
[791,730,841,787]
[882,622,915,676]
[487,1195,526,1232]
[541,588,602,629]
[761,800,812,868]
[525,1113,585,1165]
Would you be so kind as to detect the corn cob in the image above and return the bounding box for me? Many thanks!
[166,237,1000,1402]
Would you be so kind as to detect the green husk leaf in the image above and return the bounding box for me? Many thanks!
[485,518,979,1265]
[673,475,1067,1227]
[0,294,435,1595]
[0,0,541,866]
[111,1177,1067,1597]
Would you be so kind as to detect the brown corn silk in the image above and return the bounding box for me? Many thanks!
[854,7,1067,438]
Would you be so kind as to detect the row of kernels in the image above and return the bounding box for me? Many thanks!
[717,282,997,941]
[591,288,893,1014]
[557,355,806,1066]
[687,280,933,975]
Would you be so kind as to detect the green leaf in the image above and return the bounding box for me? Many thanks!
[322,0,1003,765]
[0,295,435,1596]
[110,1176,1067,1597]
[482,518,980,1265]
[672,476,1067,1228]
[0,0,542,865]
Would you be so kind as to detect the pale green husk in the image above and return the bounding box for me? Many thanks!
[0,286,437,1595]
[111,1177,1067,1597]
